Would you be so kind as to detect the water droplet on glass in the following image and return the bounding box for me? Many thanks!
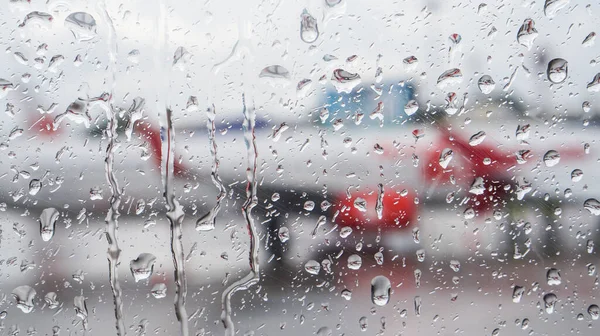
[316,326,332,336]
[543,293,557,314]
[0,79,15,99]
[74,295,88,327]
[587,73,600,92]
[297,78,313,97]
[130,253,156,282]
[584,198,600,215]
[404,100,419,116]
[437,68,463,89]
[321,259,332,274]
[570,169,583,182]
[546,268,561,286]
[416,249,426,262]
[449,260,460,272]
[512,286,525,303]
[359,316,368,331]
[29,179,41,195]
[478,75,495,94]
[583,101,592,113]
[587,239,594,254]
[259,65,291,86]
[278,227,290,242]
[340,226,352,238]
[469,131,486,146]
[438,148,454,169]
[331,69,361,93]
[371,276,391,306]
[414,296,422,316]
[544,0,569,18]
[173,46,191,70]
[589,304,600,320]
[300,9,319,43]
[64,12,97,42]
[18,11,53,29]
[374,251,384,265]
[583,32,596,47]
[469,177,485,195]
[12,285,36,313]
[39,207,58,242]
[353,197,367,212]
[151,283,167,299]
[403,56,418,71]
[304,200,315,211]
[347,254,362,270]
[341,288,352,300]
[517,19,538,50]
[547,58,568,84]
[305,260,320,275]
[543,150,560,167]
[44,292,59,309]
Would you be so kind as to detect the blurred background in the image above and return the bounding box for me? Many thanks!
[1,0,600,335]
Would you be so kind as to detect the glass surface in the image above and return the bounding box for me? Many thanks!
[1,0,599,335]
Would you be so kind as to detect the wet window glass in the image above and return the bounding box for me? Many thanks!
[2,0,600,335]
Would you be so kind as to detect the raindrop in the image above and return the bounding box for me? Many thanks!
[305,260,320,275]
[173,47,191,70]
[469,131,486,146]
[437,68,463,89]
[583,32,596,47]
[469,177,485,195]
[300,9,319,43]
[371,276,391,306]
[353,197,367,212]
[589,304,599,320]
[29,179,42,195]
[584,198,600,215]
[547,58,568,84]
[438,148,454,169]
[544,0,569,18]
[340,226,352,238]
[512,286,525,303]
[374,251,384,265]
[543,150,560,167]
[44,292,59,309]
[73,296,88,327]
[12,285,36,313]
[130,253,157,282]
[543,293,557,314]
[478,75,495,94]
[546,268,561,286]
[39,208,58,242]
[359,316,368,331]
[571,169,583,182]
[587,240,594,254]
[583,101,592,113]
[517,19,538,50]
[18,11,53,29]
[304,201,315,211]
[278,227,290,242]
[259,65,291,85]
[316,327,332,336]
[416,249,425,262]
[0,79,15,99]
[404,100,419,116]
[341,289,352,300]
[587,73,600,92]
[64,12,97,42]
[449,260,460,272]
[331,69,361,93]
[151,283,167,299]
[347,254,362,270]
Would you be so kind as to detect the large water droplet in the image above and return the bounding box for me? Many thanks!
[259,65,291,86]
[12,285,36,313]
[331,69,361,93]
[278,227,290,242]
[584,198,600,215]
[587,73,600,92]
[438,148,454,169]
[546,268,561,286]
[359,316,368,331]
[353,197,367,212]
[469,177,485,195]
[64,12,97,42]
[44,292,59,309]
[39,208,59,242]
[404,100,419,116]
[543,150,560,167]
[18,11,53,29]
[151,283,167,299]
[512,286,525,303]
[347,254,362,270]
[469,131,486,146]
[0,79,15,99]
[300,9,319,43]
[130,253,156,282]
[478,75,495,94]
[305,260,320,275]
[371,275,391,306]
[583,32,596,47]
[543,293,557,314]
[316,327,332,336]
[437,68,463,89]
[544,0,569,18]
[29,179,42,195]
[588,304,599,320]
[517,19,538,50]
[547,58,568,84]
